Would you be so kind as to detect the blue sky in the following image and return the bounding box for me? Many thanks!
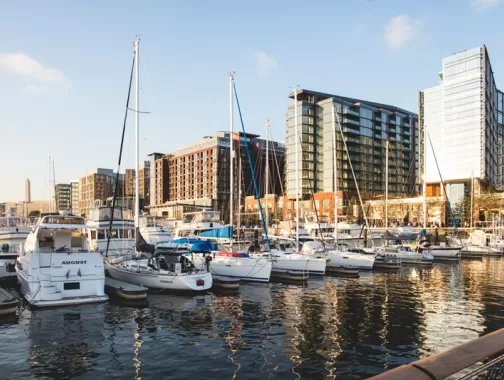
[1,0,503,201]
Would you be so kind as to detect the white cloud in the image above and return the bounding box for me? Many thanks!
[23,84,43,93]
[472,0,500,8]
[384,15,420,50]
[0,52,71,87]
[254,51,278,77]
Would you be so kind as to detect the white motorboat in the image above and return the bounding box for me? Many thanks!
[16,212,108,307]
[139,214,173,245]
[379,245,434,265]
[106,40,212,293]
[173,210,232,244]
[86,205,136,257]
[461,229,503,256]
[303,213,335,240]
[158,239,272,283]
[0,214,31,280]
[418,241,460,261]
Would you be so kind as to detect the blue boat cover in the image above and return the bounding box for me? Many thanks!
[171,238,217,252]
[199,226,233,239]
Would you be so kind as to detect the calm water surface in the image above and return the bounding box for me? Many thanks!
[1,258,504,379]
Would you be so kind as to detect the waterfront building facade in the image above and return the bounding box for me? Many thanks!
[148,132,285,220]
[420,45,503,206]
[54,183,71,212]
[70,180,79,215]
[78,168,117,216]
[285,89,419,204]
[124,169,136,197]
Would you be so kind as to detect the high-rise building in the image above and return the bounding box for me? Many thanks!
[25,178,31,203]
[148,132,285,220]
[124,169,136,197]
[78,168,117,216]
[54,183,71,212]
[70,180,79,215]
[286,89,419,203]
[420,45,503,204]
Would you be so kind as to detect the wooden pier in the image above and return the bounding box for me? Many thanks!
[370,328,504,379]
[105,278,148,301]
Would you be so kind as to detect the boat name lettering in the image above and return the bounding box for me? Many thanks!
[61,261,87,265]
[160,280,173,284]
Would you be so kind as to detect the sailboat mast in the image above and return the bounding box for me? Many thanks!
[237,153,242,233]
[265,119,270,226]
[48,155,53,213]
[385,140,389,229]
[134,40,140,228]
[470,170,474,229]
[229,73,234,249]
[294,88,300,247]
[423,125,427,228]
[332,103,338,242]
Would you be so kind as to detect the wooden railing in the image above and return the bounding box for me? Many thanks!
[369,328,504,379]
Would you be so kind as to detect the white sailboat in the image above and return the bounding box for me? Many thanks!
[16,212,108,307]
[262,88,326,277]
[106,40,212,292]
[322,101,375,270]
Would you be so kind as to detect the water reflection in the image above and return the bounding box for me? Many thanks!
[0,259,502,379]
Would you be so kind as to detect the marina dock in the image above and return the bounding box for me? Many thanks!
[105,278,148,301]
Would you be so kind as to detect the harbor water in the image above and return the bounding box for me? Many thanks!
[1,258,504,379]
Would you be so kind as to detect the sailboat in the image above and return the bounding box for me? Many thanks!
[106,40,212,292]
[234,85,326,277]
[419,129,461,260]
[375,140,433,266]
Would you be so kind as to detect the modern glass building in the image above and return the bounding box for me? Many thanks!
[285,89,419,202]
[420,45,503,201]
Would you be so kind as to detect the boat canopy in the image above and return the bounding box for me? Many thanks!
[199,226,233,239]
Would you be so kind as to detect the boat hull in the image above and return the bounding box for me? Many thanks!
[429,247,460,261]
[326,251,375,270]
[268,253,326,275]
[17,251,108,308]
[189,255,272,283]
[107,263,212,292]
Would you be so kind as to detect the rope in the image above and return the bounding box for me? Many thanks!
[105,52,135,258]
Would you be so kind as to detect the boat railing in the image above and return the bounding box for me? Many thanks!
[370,328,504,379]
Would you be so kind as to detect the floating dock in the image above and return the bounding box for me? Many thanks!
[325,266,359,277]
[460,251,483,260]
[212,276,240,291]
[270,270,309,283]
[0,287,18,315]
[105,278,148,301]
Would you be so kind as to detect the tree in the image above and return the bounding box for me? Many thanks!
[28,210,40,217]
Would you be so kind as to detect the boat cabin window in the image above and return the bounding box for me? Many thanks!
[178,230,190,237]
[90,230,96,240]
[98,230,106,239]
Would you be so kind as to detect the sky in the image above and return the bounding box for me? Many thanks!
[1,0,503,202]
